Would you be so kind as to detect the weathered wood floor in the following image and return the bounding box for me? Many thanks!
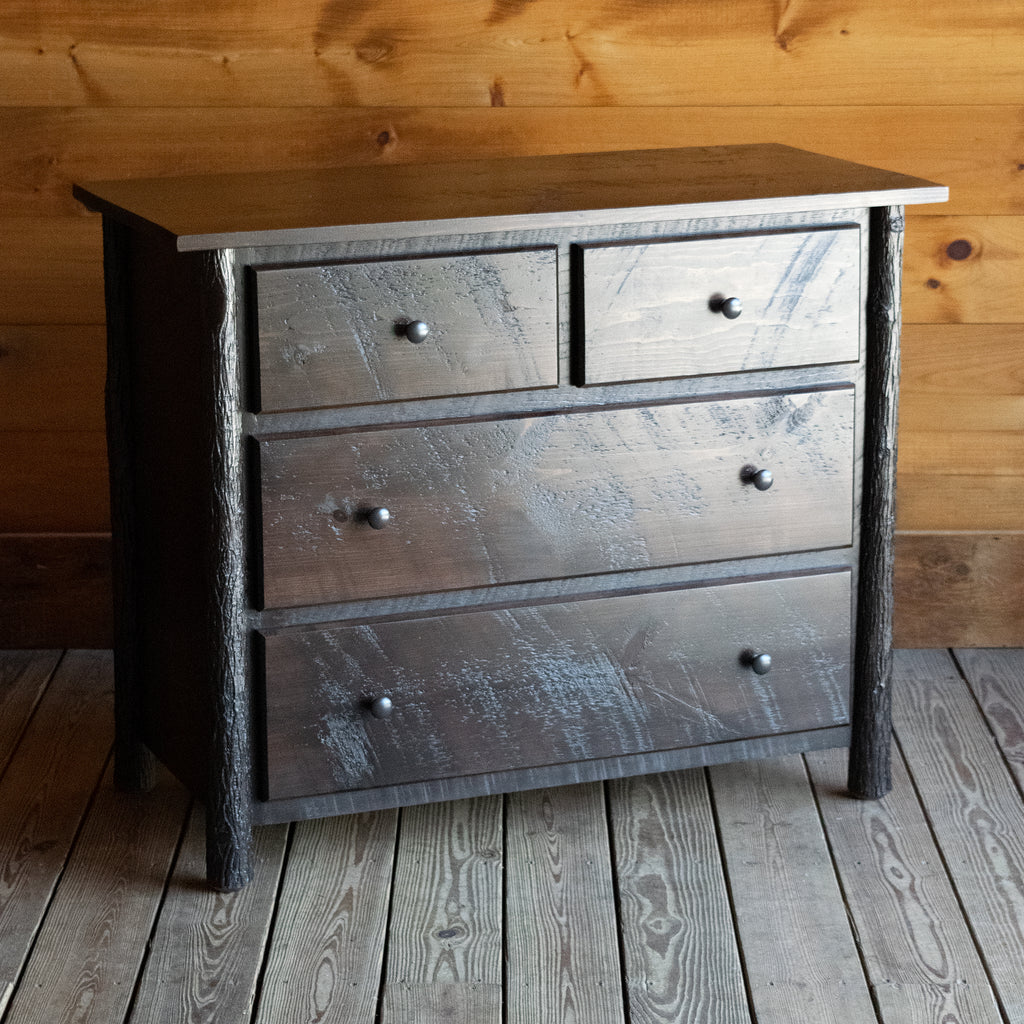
[2,648,1024,1023]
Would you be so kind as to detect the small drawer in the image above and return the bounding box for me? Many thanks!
[253,247,558,411]
[257,388,854,609]
[260,571,852,801]
[575,226,861,385]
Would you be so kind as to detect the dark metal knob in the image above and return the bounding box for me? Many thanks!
[365,507,391,530]
[742,466,774,491]
[403,320,430,344]
[716,296,743,320]
[743,652,772,676]
[368,696,394,720]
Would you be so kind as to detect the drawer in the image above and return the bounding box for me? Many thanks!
[576,227,861,385]
[258,388,854,609]
[253,247,558,411]
[260,571,852,801]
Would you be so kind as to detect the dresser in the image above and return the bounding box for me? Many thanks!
[75,146,946,890]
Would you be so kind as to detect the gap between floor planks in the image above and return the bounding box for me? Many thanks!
[0,648,1022,1024]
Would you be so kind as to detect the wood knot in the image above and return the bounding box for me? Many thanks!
[489,79,506,106]
[945,239,973,261]
[926,278,942,290]
[355,37,394,64]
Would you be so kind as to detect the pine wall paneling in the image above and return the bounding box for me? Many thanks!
[1,0,1022,646]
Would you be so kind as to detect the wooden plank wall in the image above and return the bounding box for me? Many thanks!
[1,0,1021,647]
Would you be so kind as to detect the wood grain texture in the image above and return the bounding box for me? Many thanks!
[893,649,1024,1020]
[74,145,942,251]
[848,205,901,799]
[954,648,1024,784]
[130,809,288,1024]
[255,247,558,411]
[255,810,397,1024]
[259,390,855,608]
[710,755,877,1024]
[894,533,1024,648]
[807,743,1005,1024]
[3,762,189,1024]
[578,226,860,385]
[0,105,1013,220]
[382,797,503,1024]
[4,0,1023,106]
[902,215,1024,324]
[897,475,1024,532]
[0,651,114,992]
[608,770,749,1024]
[262,572,852,801]
[0,650,60,770]
[505,783,625,1024]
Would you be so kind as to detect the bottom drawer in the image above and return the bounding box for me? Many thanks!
[260,571,852,802]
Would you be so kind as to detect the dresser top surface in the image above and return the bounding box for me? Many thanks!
[74,144,946,252]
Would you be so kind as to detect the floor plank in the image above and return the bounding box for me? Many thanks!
[954,647,1024,788]
[807,744,1004,1024]
[0,650,115,997]
[608,769,749,1024]
[0,650,60,772]
[505,783,626,1024]
[3,762,189,1024]
[709,755,877,1024]
[253,810,398,1024]
[893,648,1024,1022]
[382,796,504,1024]
[127,806,289,1024]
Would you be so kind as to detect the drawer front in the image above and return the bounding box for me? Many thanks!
[254,247,558,411]
[577,227,860,385]
[258,388,854,609]
[261,571,852,801]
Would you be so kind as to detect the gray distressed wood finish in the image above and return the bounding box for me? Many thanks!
[577,226,861,385]
[76,147,946,888]
[255,247,559,411]
[259,389,854,608]
[261,571,851,801]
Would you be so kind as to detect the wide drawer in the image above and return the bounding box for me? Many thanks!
[258,388,855,609]
[576,227,861,385]
[260,571,852,801]
[253,247,558,411]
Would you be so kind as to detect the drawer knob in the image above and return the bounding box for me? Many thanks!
[368,696,394,720]
[742,466,774,491]
[742,651,773,675]
[403,320,430,344]
[713,296,743,320]
[364,507,392,530]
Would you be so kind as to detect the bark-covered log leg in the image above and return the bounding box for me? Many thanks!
[848,205,904,800]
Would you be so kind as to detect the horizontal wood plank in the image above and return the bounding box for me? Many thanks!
[0,326,106,431]
[894,533,1024,647]
[896,473,1024,532]
[9,105,996,220]
[901,324,1024,396]
[902,216,1024,324]
[0,431,108,532]
[3,0,1022,106]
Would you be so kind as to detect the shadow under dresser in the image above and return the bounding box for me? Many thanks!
[74,145,947,889]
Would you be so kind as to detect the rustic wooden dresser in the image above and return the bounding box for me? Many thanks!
[75,146,946,890]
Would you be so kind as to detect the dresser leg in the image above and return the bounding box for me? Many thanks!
[848,205,904,802]
[205,803,253,892]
